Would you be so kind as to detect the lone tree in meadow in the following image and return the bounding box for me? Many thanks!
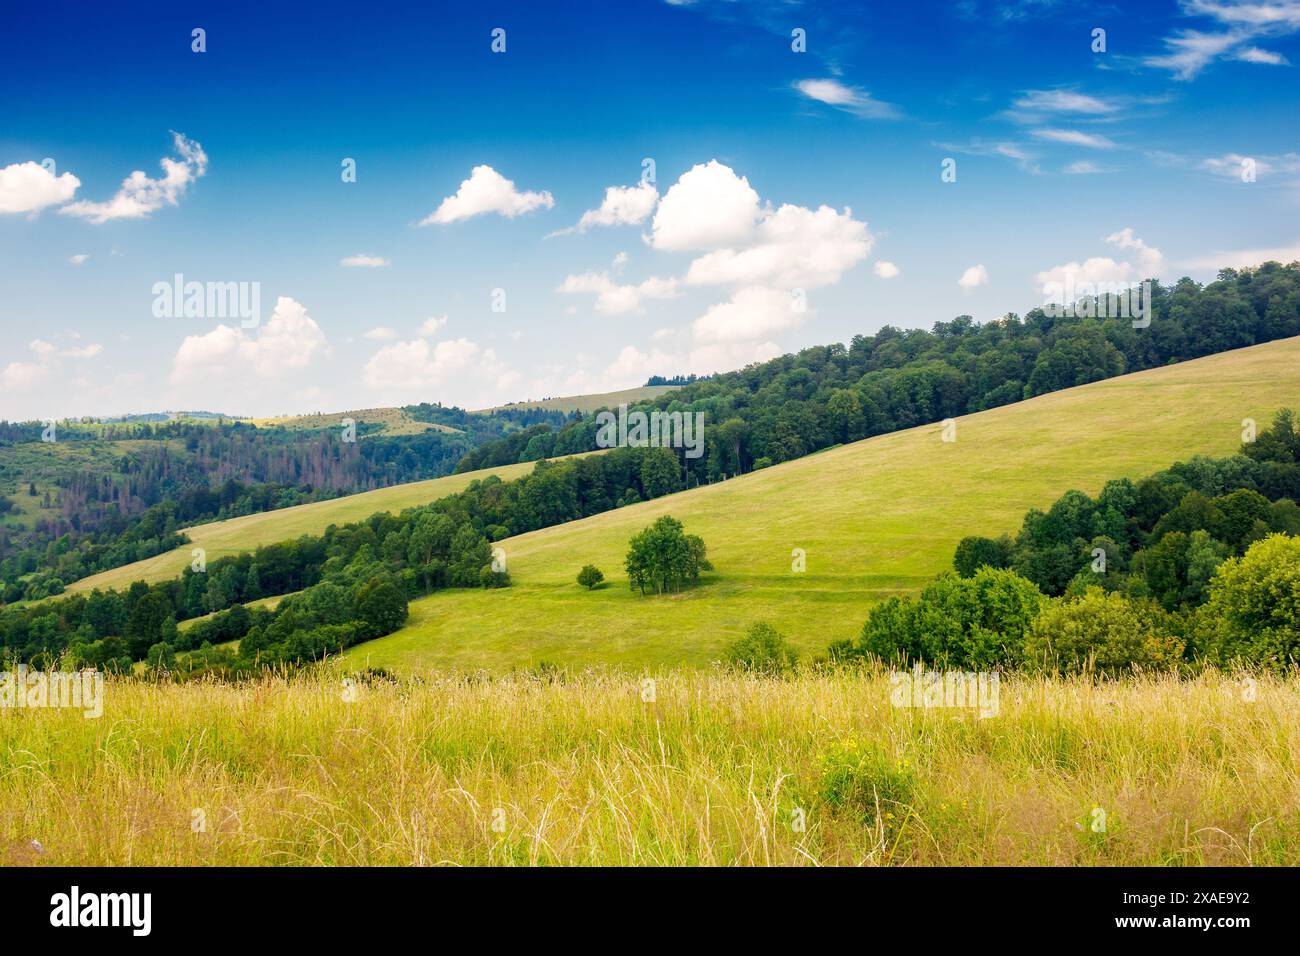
[624,515,711,595]
[577,565,604,589]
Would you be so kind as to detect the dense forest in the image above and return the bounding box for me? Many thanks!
[460,265,1300,483]
[0,406,569,601]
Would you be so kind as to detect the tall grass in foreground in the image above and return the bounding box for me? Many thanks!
[0,667,1296,866]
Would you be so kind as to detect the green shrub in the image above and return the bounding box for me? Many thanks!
[820,742,915,828]
[725,622,797,674]
[953,534,1012,577]
[577,565,604,589]
[479,566,511,589]
[1197,534,1300,667]
[1025,587,1184,675]
[857,568,1044,668]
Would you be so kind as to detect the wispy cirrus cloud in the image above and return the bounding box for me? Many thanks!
[793,79,901,119]
[1031,128,1118,150]
[1012,89,1121,115]
[937,138,1040,173]
[1145,0,1300,79]
[1201,151,1300,180]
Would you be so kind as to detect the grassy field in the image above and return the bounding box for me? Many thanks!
[347,337,1300,672]
[247,407,461,436]
[67,457,567,594]
[474,384,679,414]
[1,666,1294,866]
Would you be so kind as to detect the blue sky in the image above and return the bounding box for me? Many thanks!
[2,0,1299,419]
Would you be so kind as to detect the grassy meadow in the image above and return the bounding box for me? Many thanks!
[247,407,463,436]
[347,337,1300,672]
[1,666,1295,866]
[473,384,680,415]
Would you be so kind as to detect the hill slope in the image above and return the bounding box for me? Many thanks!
[344,336,1300,672]
[473,384,679,415]
[247,407,462,435]
[67,457,566,593]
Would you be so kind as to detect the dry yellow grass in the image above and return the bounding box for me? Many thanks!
[1,667,1295,866]
[248,407,462,435]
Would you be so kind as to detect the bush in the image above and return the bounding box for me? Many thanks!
[820,742,915,830]
[857,568,1044,668]
[146,641,177,673]
[479,566,511,589]
[1025,587,1184,675]
[953,534,1012,577]
[725,622,797,674]
[577,565,604,589]
[352,576,409,639]
[1197,534,1300,667]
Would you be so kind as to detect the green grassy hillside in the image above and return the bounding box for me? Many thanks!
[67,457,570,593]
[473,384,679,414]
[345,337,1300,672]
[247,407,462,435]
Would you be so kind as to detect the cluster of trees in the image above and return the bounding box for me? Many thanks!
[17,568,410,678]
[457,264,1300,487]
[645,374,706,386]
[837,533,1300,675]
[835,412,1300,674]
[954,409,1300,609]
[0,406,571,602]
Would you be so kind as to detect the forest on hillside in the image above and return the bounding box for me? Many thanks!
[0,406,568,601]
[460,264,1300,482]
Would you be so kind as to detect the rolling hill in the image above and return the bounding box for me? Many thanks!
[472,384,680,415]
[66,456,577,593]
[246,407,462,436]
[342,336,1300,672]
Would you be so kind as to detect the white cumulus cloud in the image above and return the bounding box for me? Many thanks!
[649,160,762,252]
[1035,228,1165,296]
[557,272,680,315]
[683,202,872,291]
[170,296,326,383]
[549,182,658,236]
[61,132,207,224]
[0,161,80,215]
[420,165,553,225]
[341,254,390,268]
[417,315,448,336]
[958,264,990,290]
[692,286,806,344]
